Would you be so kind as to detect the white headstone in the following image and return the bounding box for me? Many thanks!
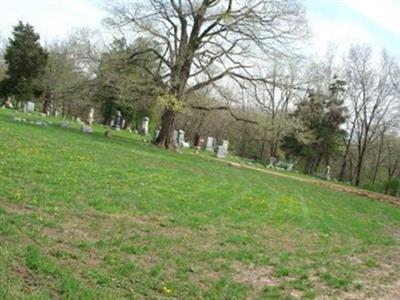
[141,117,150,135]
[326,165,331,181]
[222,140,229,151]
[154,128,161,140]
[178,130,185,146]
[88,107,95,126]
[206,137,215,151]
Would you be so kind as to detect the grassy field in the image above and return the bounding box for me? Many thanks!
[0,109,399,299]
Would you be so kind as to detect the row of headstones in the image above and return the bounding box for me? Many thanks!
[109,110,150,135]
[154,129,230,158]
[206,137,229,158]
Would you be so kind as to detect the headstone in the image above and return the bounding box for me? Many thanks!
[112,111,122,130]
[222,140,229,151]
[181,142,190,148]
[178,130,185,146]
[197,138,205,148]
[326,165,331,181]
[140,116,150,135]
[59,120,71,129]
[87,107,95,126]
[154,127,161,141]
[4,98,13,108]
[216,145,227,158]
[206,137,215,151]
[267,156,277,169]
[172,130,178,146]
[24,101,35,113]
[54,110,60,117]
[81,124,93,133]
[287,163,294,172]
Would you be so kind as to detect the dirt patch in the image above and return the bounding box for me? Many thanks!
[231,262,278,290]
[12,262,41,292]
[0,200,33,215]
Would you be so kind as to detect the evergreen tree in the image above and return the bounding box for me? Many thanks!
[3,21,48,103]
[96,38,160,127]
[282,77,347,174]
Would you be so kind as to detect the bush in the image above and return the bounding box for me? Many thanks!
[384,178,400,196]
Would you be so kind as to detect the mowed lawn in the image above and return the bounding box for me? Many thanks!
[0,109,399,299]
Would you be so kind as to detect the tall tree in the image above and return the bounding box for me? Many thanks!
[282,77,347,174]
[344,46,399,186]
[96,37,161,127]
[105,0,308,148]
[3,21,48,103]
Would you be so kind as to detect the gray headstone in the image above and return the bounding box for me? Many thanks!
[206,137,215,151]
[81,124,93,133]
[173,130,178,146]
[216,145,227,158]
[24,101,35,113]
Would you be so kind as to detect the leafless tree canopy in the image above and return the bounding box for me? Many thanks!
[106,0,307,91]
[104,0,308,147]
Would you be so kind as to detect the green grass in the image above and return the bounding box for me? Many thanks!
[0,108,399,299]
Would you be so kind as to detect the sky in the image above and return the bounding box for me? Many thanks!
[0,0,399,57]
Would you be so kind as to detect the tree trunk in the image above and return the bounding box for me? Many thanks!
[154,109,176,148]
[354,152,365,186]
[372,132,385,184]
[339,122,356,181]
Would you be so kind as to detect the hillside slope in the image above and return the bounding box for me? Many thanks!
[0,109,399,299]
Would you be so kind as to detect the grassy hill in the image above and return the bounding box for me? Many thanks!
[0,109,399,299]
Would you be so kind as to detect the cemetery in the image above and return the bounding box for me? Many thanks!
[1,1,400,299]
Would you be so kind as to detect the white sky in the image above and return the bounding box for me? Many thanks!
[0,0,399,57]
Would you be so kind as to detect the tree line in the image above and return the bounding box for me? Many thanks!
[0,1,399,195]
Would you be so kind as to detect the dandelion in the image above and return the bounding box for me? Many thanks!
[162,286,172,295]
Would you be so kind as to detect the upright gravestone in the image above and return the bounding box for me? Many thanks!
[326,165,331,181]
[206,137,215,151]
[141,117,150,135]
[178,130,185,145]
[173,130,179,146]
[154,127,161,141]
[112,111,122,130]
[222,140,229,151]
[81,124,93,133]
[87,107,95,126]
[24,101,35,113]
[216,145,227,158]
[4,98,13,108]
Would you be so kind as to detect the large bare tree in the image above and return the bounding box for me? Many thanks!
[105,0,307,148]
[344,46,400,186]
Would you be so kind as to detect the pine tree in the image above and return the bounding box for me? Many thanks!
[3,21,48,103]
[282,77,347,174]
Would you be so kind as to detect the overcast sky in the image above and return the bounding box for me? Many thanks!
[0,0,399,57]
